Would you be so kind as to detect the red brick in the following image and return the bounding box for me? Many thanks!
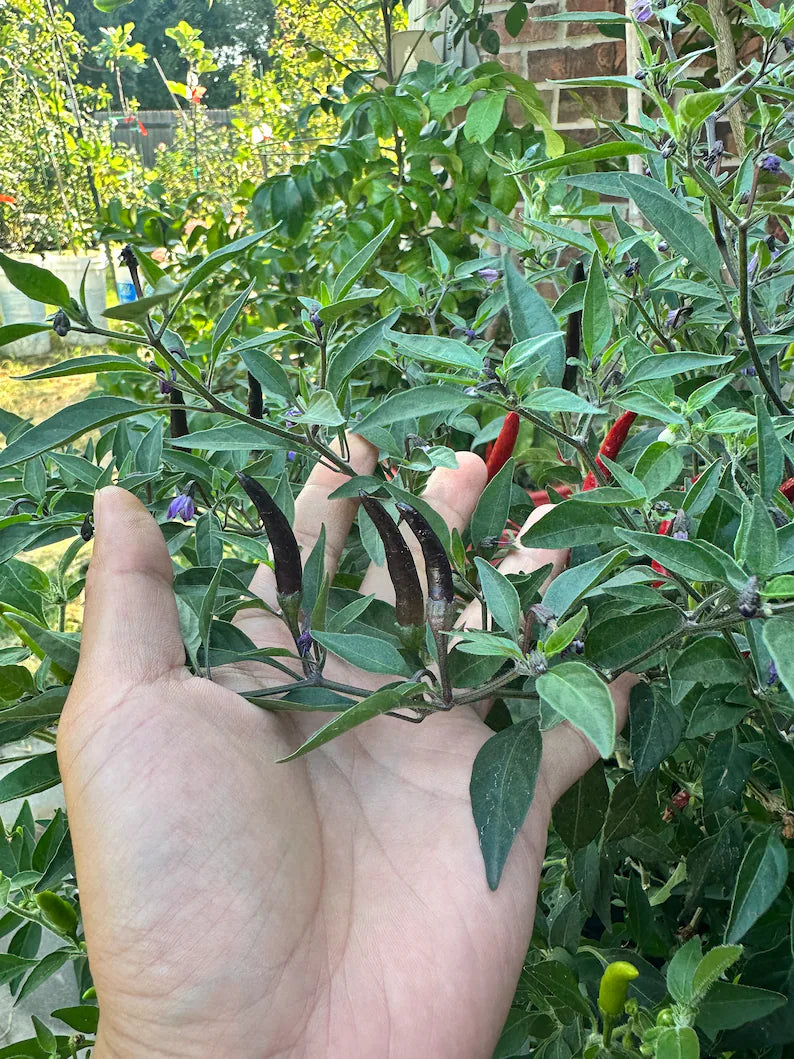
[523,39,625,84]
[497,48,528,76]
[564,0,626,35]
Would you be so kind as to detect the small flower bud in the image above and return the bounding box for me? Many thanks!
[737,575,760,618]
[760,154,783,174]
[528,650,548,676]
[671,789,690,811]
[768,660,779,685]
[634,69,647,80]
[624,259,640,278]
[52,309,70,337]
[119,244,138,269]
[657,240,669,253]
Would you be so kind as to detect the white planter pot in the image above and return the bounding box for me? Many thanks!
[45,251,109,346]
[0,254,51,359]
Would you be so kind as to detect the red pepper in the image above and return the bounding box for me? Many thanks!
[485,412,520,481]
[651,518,672,585]
[781,476,794,501]
[581,411,637,491]
[528,484,573,506]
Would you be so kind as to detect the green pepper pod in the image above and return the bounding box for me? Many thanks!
[36,890,78,938]
[598,960,639,1018]
[395,502,454,632]
[236,472,303,635]
[360,494,424,627]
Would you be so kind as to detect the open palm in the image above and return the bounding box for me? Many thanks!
[58,436,634,1059]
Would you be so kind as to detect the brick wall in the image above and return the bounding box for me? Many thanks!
[415,0,633,137]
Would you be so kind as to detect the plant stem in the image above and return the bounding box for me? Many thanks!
[737,228,789,414]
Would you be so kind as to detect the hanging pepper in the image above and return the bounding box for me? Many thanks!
[247,372,264,420]
[395,502,454,631]
[360,494,424,628]
[485,412,520,481]
[581,411,637,490]
[36,891,78,939]
[780,476,794,501]
[236,471,303,637]
[169,388,188,439]
[562,260,585,393]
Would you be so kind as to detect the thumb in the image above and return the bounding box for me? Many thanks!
[71,486,186,698]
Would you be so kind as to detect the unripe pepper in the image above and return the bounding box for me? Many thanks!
[236,471,303,637]
[36,890,78,938]
[581,411,637,490]
[360,494,424,628]
[485,412,520,481]
[598,960,639,1019]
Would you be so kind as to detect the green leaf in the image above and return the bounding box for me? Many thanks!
[523,388,600,414]
[582,252,611,359]
[755,396,785,500]
[521,500,618,548]
[762,575,794,599]
[464,91,507,143]
[93,0,133,10]
[543,547,629,619]
[175,229,273,309]
[666,935,703,1005]
[355,385,472,433]
[0,397,145,470]
[552,761,608,851]
[622,352,731,386]
[0,666,34,702]
[586,607,682,670]
[211,279,255,359]
[238,345,294,403]
[326,310,400,395]
[620,175,723,281]
[0,753,60,803]
[333,223,394,300]
[0,252,73,310]
[678,88,725,128]
[52,1005,99,1034]
[16,949,72,1006]
[0,323,51,348]
[671,637,747,687]
[301,390,345,427]
[656,1026,700,1059]
[17,354,150,380]
[630,683,684,782]
[615,530,726,582]
[696,982,787,1035]
[518,141,645,169]
[543,606,588,657]
[0,954,37,987]
[763,617,794,700]
[470,718,543,889]
[7,615,80,675]
[536,661,616,757]
[601,772,658,845]
[194,512,223,568]
[389,331,482,371]
[312,632,411,675]
[702,729,753,812]
[633,443,684,498]
[470,456,513,547]
[504,258,565,385]
[102,276,180,320]
[691,944,742,1002]
[474,558,521,639]
[278,683,420,761]
[170,422,284,452]
[725,828,788,943]
[735,495,778,576]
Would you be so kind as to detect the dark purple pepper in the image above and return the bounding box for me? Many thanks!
[119,244,143,297]
[247,372,264,420]
[169,388,188,439]
[395,502,454,631]
[236,472,303,601]
[360,494,424,628]
[80,513,94,542]
[563,261,584,394]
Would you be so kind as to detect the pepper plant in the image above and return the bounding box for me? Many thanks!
[6,1,794,1054]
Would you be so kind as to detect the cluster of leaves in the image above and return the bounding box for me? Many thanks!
[7,2,794,1057]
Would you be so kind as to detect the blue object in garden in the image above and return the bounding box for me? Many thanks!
[116,280,136,303]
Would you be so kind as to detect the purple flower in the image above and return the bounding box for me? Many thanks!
[769,660,779,685]
[666,306,692,329]
[287,450,296,462]
[296,629,313,657]
[761,154,783,174]
[159,367,178,395]
[740,365,758,376]
[632,0,653,21]
[477,267,500,284]
[464,328,478,340]
[747,252,759,277]
[672,529,689,540]
[167,490,196,522]
[285,406,302,429]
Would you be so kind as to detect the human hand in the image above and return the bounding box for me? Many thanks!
[59,435,636,1059]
